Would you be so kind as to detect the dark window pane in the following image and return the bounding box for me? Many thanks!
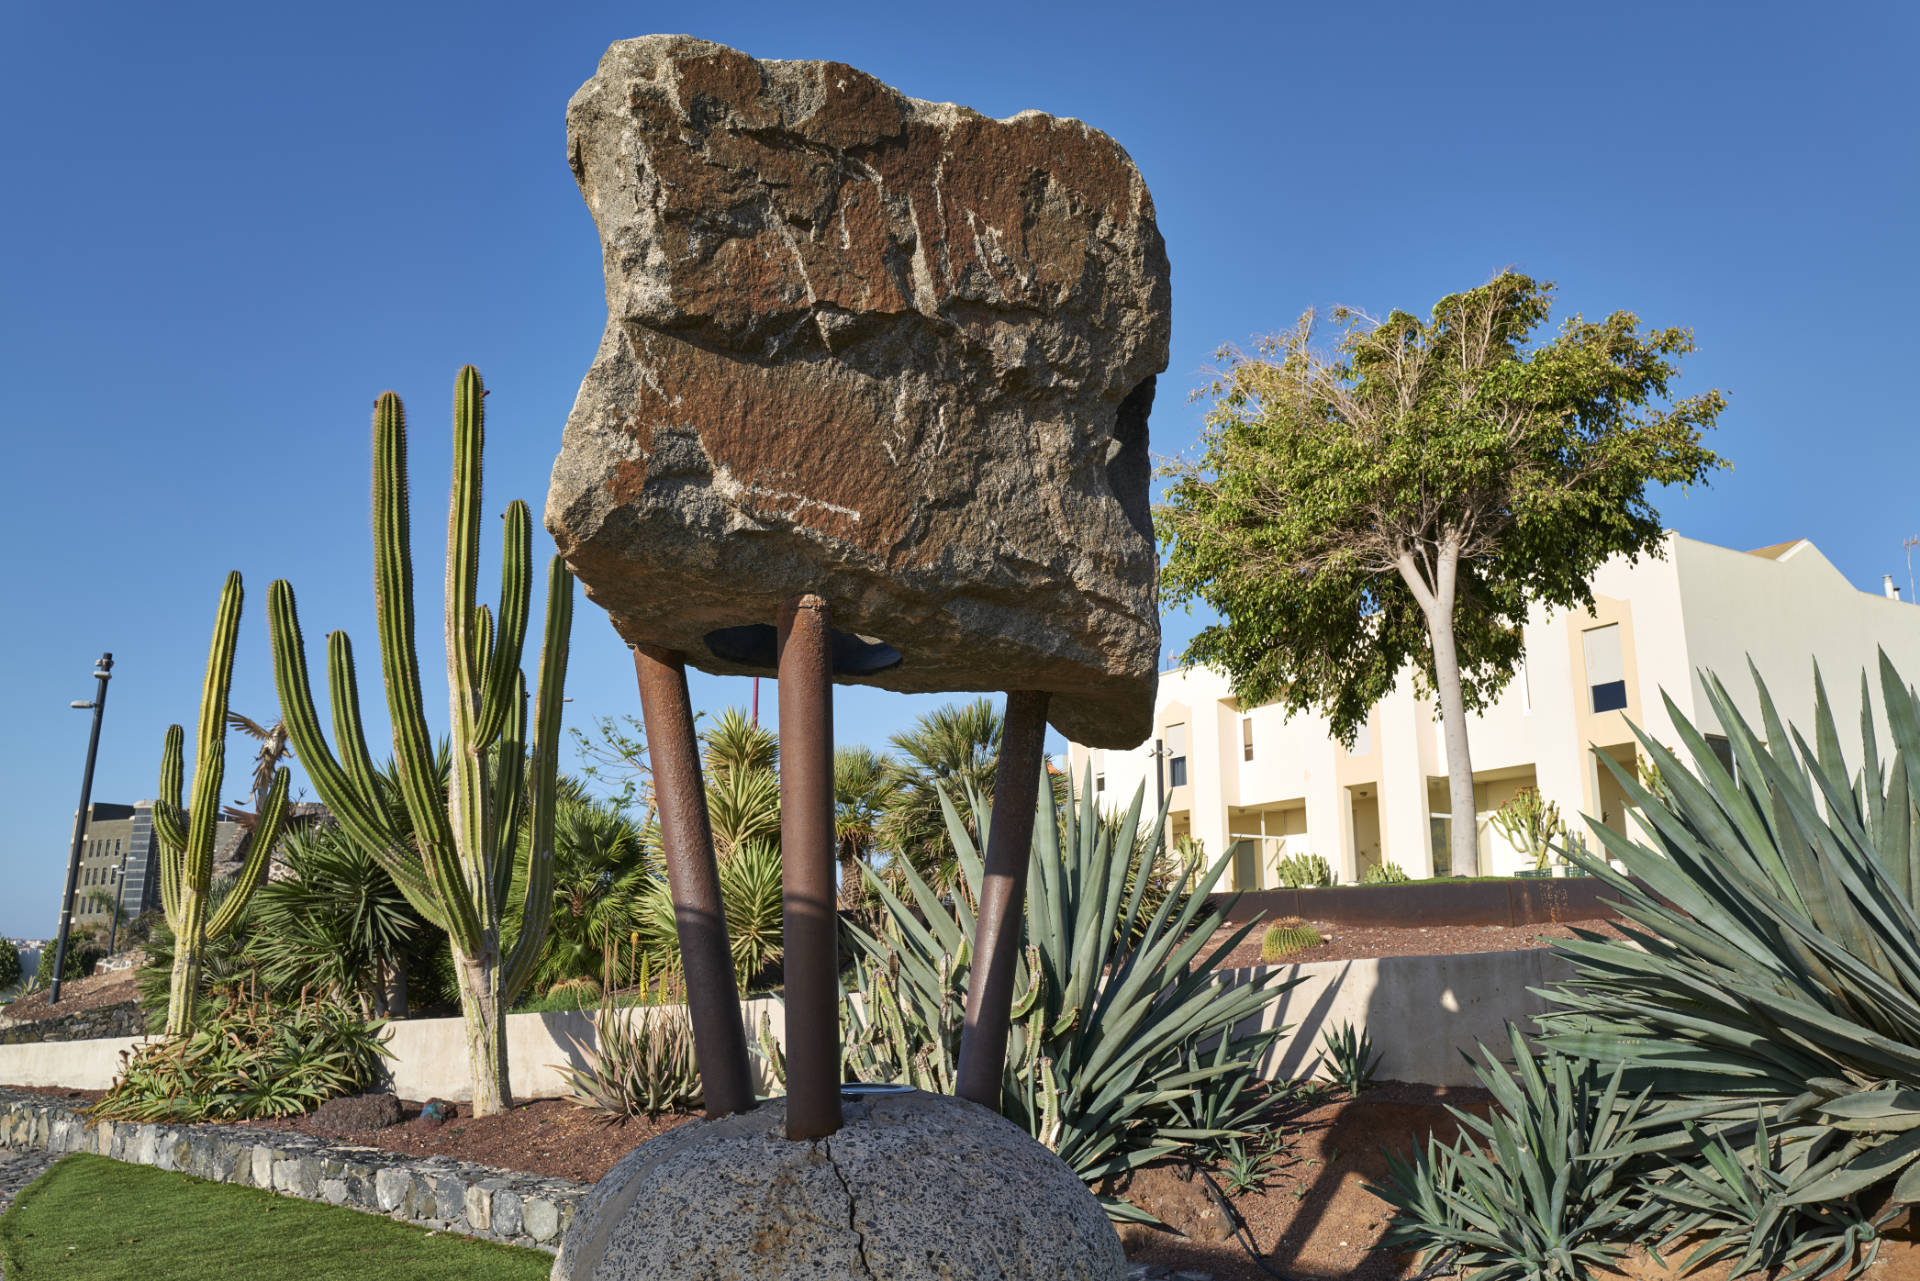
[1591,680,1628,713]
[1169,757,1188,788]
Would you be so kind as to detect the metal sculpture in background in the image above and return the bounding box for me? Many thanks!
[547,34,1170,1280]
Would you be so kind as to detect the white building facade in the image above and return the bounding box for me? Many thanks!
[1070,535,1920,888]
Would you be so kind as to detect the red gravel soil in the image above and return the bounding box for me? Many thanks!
[1213,916,1633,968]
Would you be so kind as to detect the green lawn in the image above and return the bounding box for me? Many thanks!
[0,1155,551,1280]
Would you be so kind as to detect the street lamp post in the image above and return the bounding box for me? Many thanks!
[50,653,113,1004]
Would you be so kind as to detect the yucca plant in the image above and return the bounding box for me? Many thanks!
[1539,654,1920,1210]
[1321,1020,1381,1094]
[155,572,291,1036]
[268,366,573,1115]
[819,774,1296,1219]
[634,837,784,989]
[1370,1026,1653,1281]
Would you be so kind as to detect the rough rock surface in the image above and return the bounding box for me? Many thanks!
[547,35,1170,748]
[308,1091,403,1136]
[553,1090,1125,1280]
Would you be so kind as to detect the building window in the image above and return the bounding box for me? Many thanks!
[1241,717,1255,762]
[1583,623,1628,713]
[1165,723,1189,788]
[1094,772,1105,794]
[1350,721,1371,755]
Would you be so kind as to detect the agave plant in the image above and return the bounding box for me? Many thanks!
[1370,1026,1653,1281]
[810,773,1295,1218]
[558,999,703,1123]
[1320,1020,1381,1095]
[1540,654,1920,1210]
[1641,1113,1881,1281]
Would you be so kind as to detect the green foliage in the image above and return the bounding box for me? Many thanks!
[1370,1027,1653,1281]
[1160,271,1724,879]
[510,797,652,996]
[557,997,702,1122]
[0,938,19,990]
[37,933,106,986]
[821,774,1297,1219]
[1490,787,1563,872]
[154,572,292,1036]
[1642,1114,1880,1281]
[1362,861,1411,884]
[1273,851,1333,887]
[247,825,437,1017]
[1216,1133,1279,1196]
[1160,271,1725,741]
[834,744,901,911]
[94,995,390,1121]
[268,366,574,1113]
[1260,920,1322,962]
[0,1155,552,1281]
[880,698,1002,887]
[1539,655,1920,1211]
[634,837,784,990]
[1320,1021,1381,1094]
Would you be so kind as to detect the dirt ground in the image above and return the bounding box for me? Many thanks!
[1212,916,1632,969]
[1,968,139,1021]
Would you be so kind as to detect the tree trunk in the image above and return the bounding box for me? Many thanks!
[1397,539,1481,878]
[165,888,207,1037]
[453,944,511,1116]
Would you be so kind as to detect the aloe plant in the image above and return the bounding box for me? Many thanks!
[1540,654,1920,1208]
[155,572,291,1036]
[267,367,573,1115]
[788,775,1294,1219]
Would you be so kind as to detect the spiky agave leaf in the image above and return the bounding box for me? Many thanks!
[1540,653,1920,1208]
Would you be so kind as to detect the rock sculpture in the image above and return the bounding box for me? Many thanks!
[548,33,1170,750]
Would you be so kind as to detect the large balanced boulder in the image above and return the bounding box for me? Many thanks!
[547,35,1170,749]
[553,1090,1124,1280]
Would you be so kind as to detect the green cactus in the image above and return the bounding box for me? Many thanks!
[266,367,573,1116]
[154,572,291,1037]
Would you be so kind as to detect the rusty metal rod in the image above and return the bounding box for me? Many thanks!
[632,644,756,1119]
[955,689,1052,1110]
[776,594,842,1140]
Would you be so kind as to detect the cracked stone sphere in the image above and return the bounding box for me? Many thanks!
[551,1090,1125,1280]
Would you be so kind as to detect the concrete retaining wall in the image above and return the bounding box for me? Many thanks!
[1225,947,1576,1086]
[0,1087,585,1252]
[0,949,1572,1096]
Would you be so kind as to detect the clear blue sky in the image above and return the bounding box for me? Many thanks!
[2,1,1914,937]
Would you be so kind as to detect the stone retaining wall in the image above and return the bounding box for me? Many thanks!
[0,1087,586,1253]
[0,1001,144,1045]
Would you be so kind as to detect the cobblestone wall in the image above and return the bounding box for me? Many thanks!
[0,1087,584,1253]
[0,1002,144,1045]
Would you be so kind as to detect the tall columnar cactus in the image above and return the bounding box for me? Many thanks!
[155,571,291,1037]
[267,366,573,1116]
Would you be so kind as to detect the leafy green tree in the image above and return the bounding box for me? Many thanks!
[881,698,1003,886]
[1160,272,1725,875]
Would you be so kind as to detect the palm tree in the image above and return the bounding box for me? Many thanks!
[881,698,1003,888]
[833,745,899,909]
[509,796,653,998]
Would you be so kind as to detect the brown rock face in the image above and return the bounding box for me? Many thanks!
[546,36,1170,748]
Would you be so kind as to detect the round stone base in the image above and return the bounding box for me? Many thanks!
[553,1088,1125,1280]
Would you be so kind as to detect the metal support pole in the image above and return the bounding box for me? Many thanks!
[632,645,756,1119]
[955,689,1052,1110]
[776,594,841,1140]
[52,653,114,1004]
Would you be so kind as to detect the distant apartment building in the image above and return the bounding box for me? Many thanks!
[67,802,243,928]
[1070,535,1920,889]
